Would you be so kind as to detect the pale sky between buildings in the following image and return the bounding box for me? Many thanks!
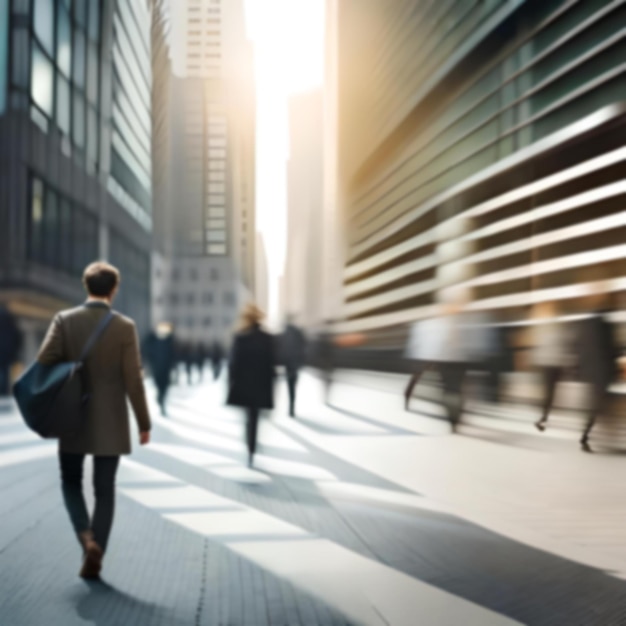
[244,0,326,323]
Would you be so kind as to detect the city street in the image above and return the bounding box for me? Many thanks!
[1,371,626,625]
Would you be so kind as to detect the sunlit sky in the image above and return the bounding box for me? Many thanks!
[243,0,326,323]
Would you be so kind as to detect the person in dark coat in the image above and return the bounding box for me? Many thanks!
[180,342,194,385]
[145,322,176,415]
[316,322,335,405]
[278,316,307,417]
[211,340,224,380]
[194,343,207,382]
[227,304,275,467]
[0,306,22,396]
[37,262,151,580]
[577,290,620,451]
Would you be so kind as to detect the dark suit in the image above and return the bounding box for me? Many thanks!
[37,301,151,551]
[279,324,306,416]
[578,312,619,442]
[227,325,275,460]
[145,331,176,414]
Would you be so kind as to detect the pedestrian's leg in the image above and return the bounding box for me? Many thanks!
[536,367,560,431]
[287,373,297,417]
[246,408,259,466]
[442,365,464,432]
[157,384,165,414]
[59,452,90,542]
[323,370,333,405]
[404,364,424,410]
[581,381,608,449]
[91,456,121,553]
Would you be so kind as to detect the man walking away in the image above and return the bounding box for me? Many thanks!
[145,322,176,416]
[279,316,307,417]
[37,262,151,579]
[227,304,275,468]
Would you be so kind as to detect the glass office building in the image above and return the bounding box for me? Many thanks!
[333,0,626,346]
[0,0,152,359]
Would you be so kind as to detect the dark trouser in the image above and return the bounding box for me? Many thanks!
[581,379,611,443]
[440,363,466,428]
[321,368,333,404]
[539,366,562,424]
[404,362,428,403]
[212,361,222,380]
[287,372,298,416]
[0,364,10,396]
[155,380,169,414]
[245,408,260,457]
[59,452,120,553]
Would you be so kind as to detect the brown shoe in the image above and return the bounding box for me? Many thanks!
[78,531,103,580]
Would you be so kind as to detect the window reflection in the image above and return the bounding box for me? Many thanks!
[33,0,54,55]
[72,29,86,88]
[56,6,72,77]
[56,74,70,134]
[73,91,85,147]
[31,45,54,116]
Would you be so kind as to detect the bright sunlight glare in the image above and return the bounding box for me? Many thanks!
[244,0,326,324]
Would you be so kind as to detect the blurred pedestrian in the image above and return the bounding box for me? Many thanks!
[0,305,22,396]
[278,316,307,417]
[195,343,207,382]
[211,340,224,381]
[532,302,572,433]
[181,342,194,385]
[403,319,432,410]
[37,262,151,579]
[577,289,620,452]
[227,304,275,467]
[408,298,471,432]
[145,322,176,415]
[316,322,335,405]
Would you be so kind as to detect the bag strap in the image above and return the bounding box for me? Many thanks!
[79,310,114,364]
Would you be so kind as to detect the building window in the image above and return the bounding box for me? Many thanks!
[31,45,54,116]
[190,268,198,280]
[34,0,54,55]
[28,176,98,276]
[210,268,219,281]
[170,293,179,305]
[56,5,72,76]
[187,293,195,305]
[203,292,213,304]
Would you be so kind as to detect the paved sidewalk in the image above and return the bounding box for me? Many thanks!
[0,370,625,625]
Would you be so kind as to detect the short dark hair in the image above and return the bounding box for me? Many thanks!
[83,261,120,297]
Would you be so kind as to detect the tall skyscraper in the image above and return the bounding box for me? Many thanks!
[0,0,153,361]
[282,89,324,329]
[150,0,255,344]
[327,0,626,350]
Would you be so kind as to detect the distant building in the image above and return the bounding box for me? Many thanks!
[0,0,153,361]
[283,90,324,329]
[150,0,255,344]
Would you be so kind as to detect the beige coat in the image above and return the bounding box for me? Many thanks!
[37,302,151,456]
